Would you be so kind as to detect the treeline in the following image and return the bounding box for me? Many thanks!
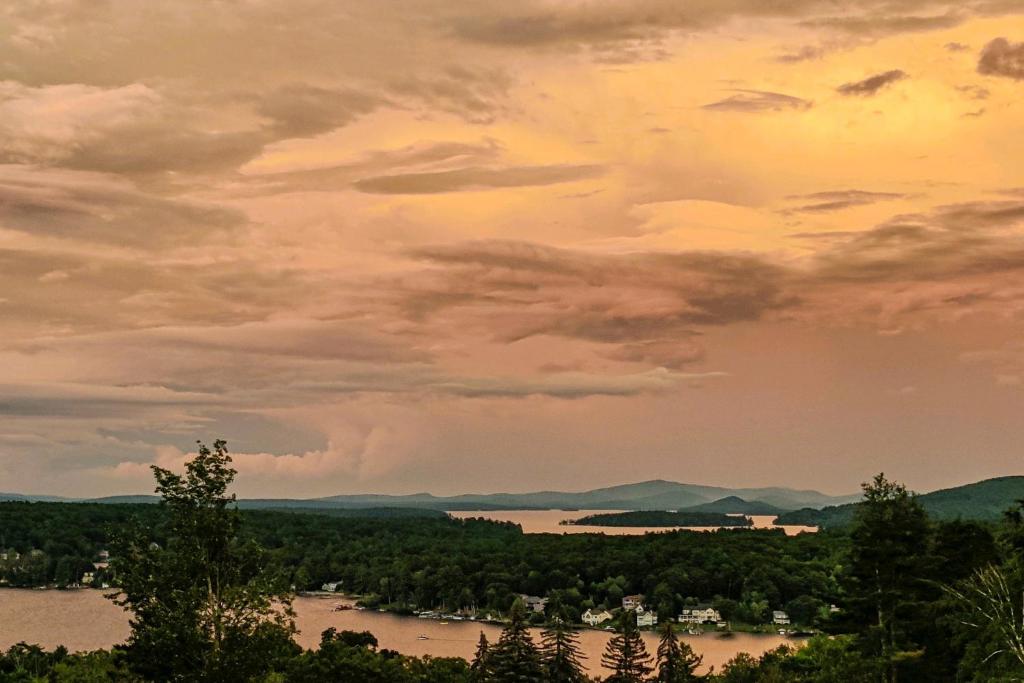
[0,500,843,626]
[566,511,752,528]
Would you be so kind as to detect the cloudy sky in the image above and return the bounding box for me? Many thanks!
[2,1,1024,498]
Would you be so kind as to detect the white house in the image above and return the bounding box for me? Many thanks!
[582,609,614,626]
[321,581,342,592]
[772,610,790,625]
[622,594,644,610]
[636,611,658,628]
[678,605,721,624]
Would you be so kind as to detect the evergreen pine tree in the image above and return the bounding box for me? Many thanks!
[601,610,653,682]
[488,600,545,682]
[843,474,932,683]
[540,617,587,682]
[654,621,702,682]
[470,631,493,682]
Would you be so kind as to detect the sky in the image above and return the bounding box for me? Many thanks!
[2,1,1024,498]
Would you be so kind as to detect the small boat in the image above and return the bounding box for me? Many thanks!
[439,621,449,625]
[333,603,353,612]
[417,635,429,641]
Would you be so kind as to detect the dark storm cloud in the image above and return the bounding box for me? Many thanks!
[388,66,515,124]
[403,240,797,345]
[0,165,245,247]
[0,383,220,419]
[804,13,962,37]
[256,84,383,137]
[809,200,1024,282]
[785,190,908,213]
[454,0,989,51]
[977,38,1024,80]
[353,164,605,194]
[701,90,812,112]
[836,70,908,96]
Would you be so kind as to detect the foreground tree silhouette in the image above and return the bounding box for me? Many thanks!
[470,632,494,682]
[843,473,931,683]
[110,440,297,681]
[487,600,545,682]
[601,611,652,682]
[540,617,587,682]
[654,621,702,682]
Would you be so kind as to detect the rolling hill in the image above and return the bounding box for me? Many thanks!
[774,476,1024,528]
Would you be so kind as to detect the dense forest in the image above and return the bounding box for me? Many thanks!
[565,511,753,528]
[1,500,838,626]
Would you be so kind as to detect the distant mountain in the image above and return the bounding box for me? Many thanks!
[682,496,785,515]
[5,479,860,512]
[9,475,1021,524]
[312,479,859,512]
[87,495,160,504]
[774,476,1024,528]
[0,492,68,502]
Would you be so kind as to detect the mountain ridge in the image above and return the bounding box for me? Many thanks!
[774,475,1024,527]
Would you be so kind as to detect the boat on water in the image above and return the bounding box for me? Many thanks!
[332,603,353,612]
[417,635,429,641]
[439,621,449,625]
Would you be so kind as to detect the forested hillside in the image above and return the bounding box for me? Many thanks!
[775,475,1024,528]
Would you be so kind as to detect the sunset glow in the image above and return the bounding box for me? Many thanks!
[3,1,1024,497]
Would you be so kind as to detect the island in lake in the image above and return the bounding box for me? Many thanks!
[563,510,754,527]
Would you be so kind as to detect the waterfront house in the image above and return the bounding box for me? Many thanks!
[519,594,548,614]
[678,604,721,624]
[636,610,658,628]
[582,609,614,626]
[772,610,790,625]
[321,581,342,592]
[622,594,644,610]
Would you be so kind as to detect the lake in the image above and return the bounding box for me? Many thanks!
[0,590,803,676]
[447,509,817,536]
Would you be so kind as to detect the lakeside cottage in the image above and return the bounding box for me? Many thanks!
[773,610,790,625]
[636,609,658,628]
[519,594,548,613]
[678,605,721,624]
[622,594,644,610]
[321,581,342,592]
[582,609,614,626]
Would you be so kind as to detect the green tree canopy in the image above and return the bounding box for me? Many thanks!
[110,439,297,682]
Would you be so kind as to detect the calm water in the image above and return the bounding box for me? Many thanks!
[0,590,803,676]
[448,509,817,536]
